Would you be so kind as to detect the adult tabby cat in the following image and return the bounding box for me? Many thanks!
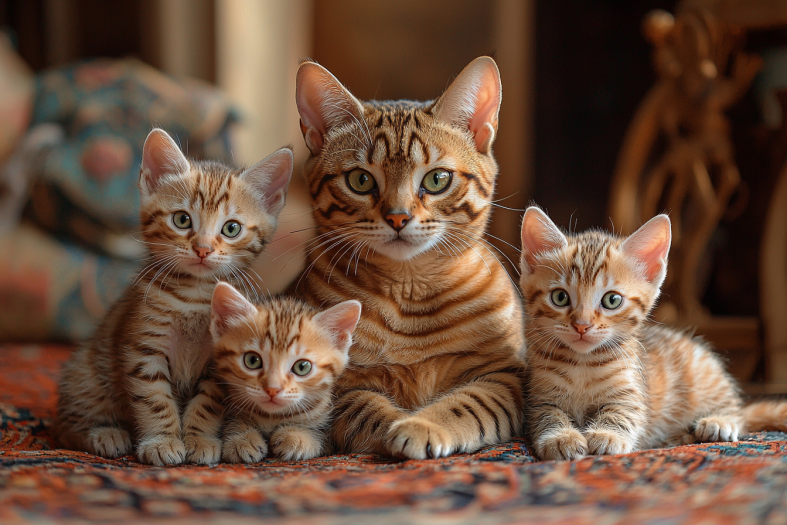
[293,57,525,459]
[209,282,361,462]
[520,206,787,461]
[55,128,293,466]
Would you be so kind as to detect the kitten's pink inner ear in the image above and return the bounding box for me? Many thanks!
[621,215,672,282]
[434,57,502,153]
[295,62,364,155]
[521,207,567,267]
[313,300,362,349]
[211,282,255,336]
[140,128,189,194]
[240,148,294,217]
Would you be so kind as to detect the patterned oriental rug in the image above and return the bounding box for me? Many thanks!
[2,345,787,524]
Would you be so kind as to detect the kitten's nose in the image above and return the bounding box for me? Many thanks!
[264,386,282,398]
[573,323,592,335]
[385,211,411,232]
[193,244,214,259]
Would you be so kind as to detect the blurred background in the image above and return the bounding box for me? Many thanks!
[2,0,787,389]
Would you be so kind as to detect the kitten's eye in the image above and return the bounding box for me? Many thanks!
[243,352,262,370]
[601,291,623,310]
[421,169,452,194]
[346,169,377,194]
[550,289,570,307]
[222,220,241,238]
[173,211,192,229]
[291,359,312,376]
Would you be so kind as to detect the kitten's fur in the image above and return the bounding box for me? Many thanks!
[209,282,361,462]
[520,206,787,460]
[55,128,293,466]
[293,57,525,459]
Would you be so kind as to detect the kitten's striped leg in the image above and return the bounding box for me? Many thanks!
[182,375,223,465]
[125,344,186,466]
[330,390,407,455]
[271,424,327,461]
[221,413,268,464]
[584,403,647,456]
[386,373,524,460]
[530,402,587,461]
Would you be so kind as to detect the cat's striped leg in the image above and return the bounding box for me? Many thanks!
[386,372,524,460]
[330,389,407,454]
[221,413,267,463]
[182,375,223,465]
[125,343,186,466]
[530,401,587,461]
[584,403,647,456]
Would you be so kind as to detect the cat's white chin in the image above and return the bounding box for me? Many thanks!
[375,238,431,261]
[564,337,603,355]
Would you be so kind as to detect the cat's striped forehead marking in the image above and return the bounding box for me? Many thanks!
[563,232,619,287]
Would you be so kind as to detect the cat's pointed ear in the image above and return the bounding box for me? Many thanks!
[296,61,365,155]
[433,56,502,154]
[621,214,672,286]
[312,300,362,353]
[210,282,255,340]
[520,206,568,274]
[239,147,294,217]
[140,128,189,196]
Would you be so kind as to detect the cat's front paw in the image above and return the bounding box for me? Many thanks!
[271,426,323,461]
[136,435,186,466]
[694,415,739,442]
[585,428,634,456]
[184,434,221,466]
[222,430,268,464]
[88,426,131,458]
[534,428,587,461]
[386,416,453,460]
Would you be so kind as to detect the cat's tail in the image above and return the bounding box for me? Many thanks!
[743,400,787,432]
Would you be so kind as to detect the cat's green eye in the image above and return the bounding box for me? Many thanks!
[292,359,312,376]
[421,169,452,194]
[173,211,192,229]
[601,291,623,310]
[222,220,241,238]
[550,289,570,307]
[346,169,377,194]
[243,352,262,370]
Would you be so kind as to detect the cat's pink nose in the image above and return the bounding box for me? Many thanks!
[385,212,411,232]
[265,386,282,398]
[193,245,214,259]
[573,323,592,335]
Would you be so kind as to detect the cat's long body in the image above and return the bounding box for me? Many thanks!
[292,57,525,459]
[520,208,787,460]
[55,129,293,465]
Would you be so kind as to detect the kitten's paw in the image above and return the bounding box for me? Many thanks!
[271,426,323,461]
[535,428,587,461]
[184,434,221,466]
[694,415,739,442]
[585,428,634,456]
[88,427,131,459]
[385,417,453,460]
[222,430,268,464]
[136,435,186,466]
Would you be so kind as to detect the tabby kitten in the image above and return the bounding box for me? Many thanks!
[293,57,525,459]
[55,128,293,466]
[209,282,361,462]
[520,206,787,461]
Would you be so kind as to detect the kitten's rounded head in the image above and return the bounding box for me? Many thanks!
[210,283,361,415]
[519,206,671,354]
[295,57,501,262]
[138,128,293,279]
